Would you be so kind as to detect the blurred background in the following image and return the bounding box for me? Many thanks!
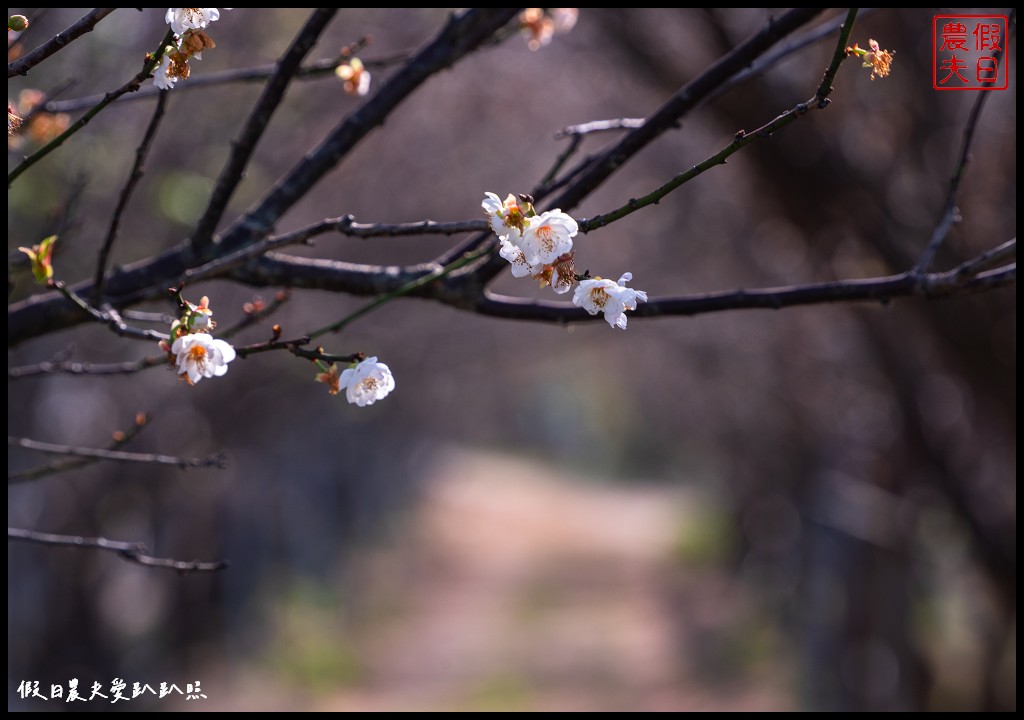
[8,8,1016,711]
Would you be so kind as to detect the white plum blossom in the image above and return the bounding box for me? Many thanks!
[572,272,648,329]
[481,192,526,240]
[165,8,224,36]
[498,236,535,278]
[339,357,395,407]
[152,53,178,90]
[171,332,236,385]
[518,210,578,267]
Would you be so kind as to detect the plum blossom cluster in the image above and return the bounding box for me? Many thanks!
[484,192,579,295]
[483,192,647,329]
[158,295,236,385]
[153,8,230,90]
[315,357,395,406]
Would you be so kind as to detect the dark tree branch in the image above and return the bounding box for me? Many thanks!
[190,9,338,255]
[470,261,1016,325]
[7,8,118,78]
[8,528,228,574]
[578,94,828,232]
[92,90,169,305]
[545,8,826,212]
[212,8,522,256]
[706,9,875,106]
[50,281,169,343]
[9,436,227,470]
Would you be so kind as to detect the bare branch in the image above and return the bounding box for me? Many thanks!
[8,354,168,379]
[92,90,169,305]
[180,216,489,287]
[948,238,1016,279]
[9,436,227,470]
[8,528,228,574]
[7,8,118,78]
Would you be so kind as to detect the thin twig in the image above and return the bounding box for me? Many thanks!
[579,96,824,232]
[217,290,292,340]
[8,354,168,379]
[534,134,583,195]
[92,90,169,305]
[7,8,118,78]
[8,28,176,186]
[949,238,1016,278]
[9,436,227,470]
[233,334,360,363]
[43,48,415,114]
[8,528,228,574]
[575,9,858,233]
[191,9,338,255]
[9,413,149,484]
[554,118,646,138]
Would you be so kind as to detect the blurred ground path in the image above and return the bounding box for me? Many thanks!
[195,446,793,711]
[322,447,793,712]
